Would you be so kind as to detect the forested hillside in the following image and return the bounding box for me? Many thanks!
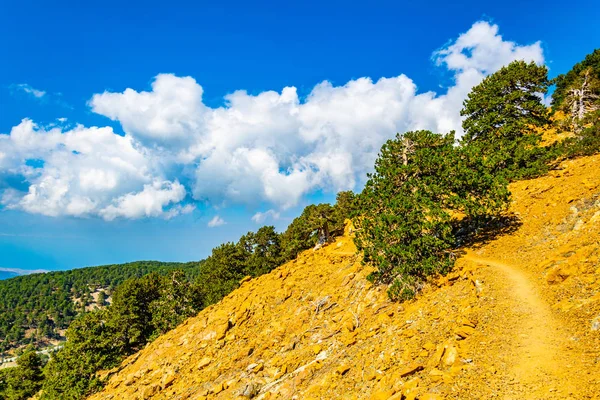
[0,260,201,354]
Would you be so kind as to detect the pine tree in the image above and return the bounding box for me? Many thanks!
[562,68,600,132]
[461,60,551,180]
[355,131,457,300]
[355,130,509,301]
[3,349,44,400]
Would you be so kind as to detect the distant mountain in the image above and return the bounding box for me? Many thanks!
[0,270,18,280]
[0,267,48,280]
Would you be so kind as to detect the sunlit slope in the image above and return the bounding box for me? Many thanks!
[89,155,600,400]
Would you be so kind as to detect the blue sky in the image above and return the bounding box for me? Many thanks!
[0,0,599,272]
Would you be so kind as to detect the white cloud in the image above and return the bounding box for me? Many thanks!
[99,180,186,221]
[89,74,207,145]
[251,209,281,224]
[0,119,176,220]
[207,215,226,228]
[163,203,196,220]
[13,83,46,98]
[0,21,546,220]
[433,21,544,74]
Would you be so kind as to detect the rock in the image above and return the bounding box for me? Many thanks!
[240,382,260,398]
[427,344,445,368]
[211,382,225,394]
[161,373,176,389]
[197,357,211,370]
[402,329,416,338]
[592,316,600,331]
[140,384,160,399]
[365,370,378,381]
[311,344,323,355]
[546,264,577,284]
[371,389,396,399]
[442,345,459,366]
[336,364,351,375]
[247,363,264,373]
[429,368,444,382]
[458,317,477,328]
[423,342,436,351]
[341,332,357,347]
[398,364,423,378]
[342,317,357,333]
[455,325,476,339]
[401,377,421,398]
[215,320,232,340]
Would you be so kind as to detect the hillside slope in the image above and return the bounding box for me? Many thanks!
[89,155,600,400]
[0,261,201,355]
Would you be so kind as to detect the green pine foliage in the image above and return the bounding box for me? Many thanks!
[355,131,456,291]
[195,242,250,305]
[42,311,119,399]
[552,49,600,107]
[41,271,204,399]
[556,111,600,158]
[550,50,600,156]
[461,60,551,180]
[238,226,284,277]
[0,348,45,400]
[354,129,510,301]
[149,271,204,338]
[280,194,355,261]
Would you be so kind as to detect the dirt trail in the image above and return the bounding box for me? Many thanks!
[463,254,581,400]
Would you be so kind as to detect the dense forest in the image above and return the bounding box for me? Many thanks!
[0,49,599,400]
[0,261,202,353]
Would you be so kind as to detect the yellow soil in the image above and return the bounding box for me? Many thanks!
[460,254,580,399]
[89,155,600,400]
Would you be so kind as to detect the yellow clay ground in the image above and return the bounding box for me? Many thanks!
[89,154,600,400]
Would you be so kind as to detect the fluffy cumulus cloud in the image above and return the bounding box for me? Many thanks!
[0,21,545,220]
[0,120,189,220]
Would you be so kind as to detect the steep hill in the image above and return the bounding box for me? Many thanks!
[90,155,600,400]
